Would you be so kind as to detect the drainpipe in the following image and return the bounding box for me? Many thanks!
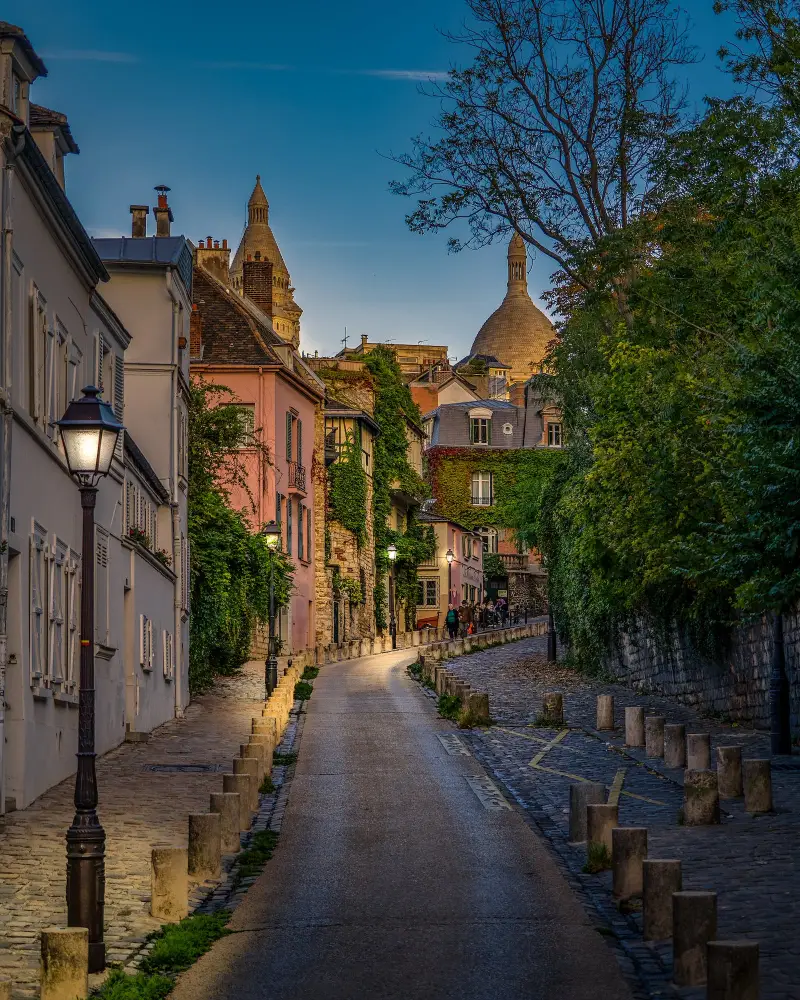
[0,136,22,812]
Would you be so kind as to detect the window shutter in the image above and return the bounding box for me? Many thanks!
[487,419,492,445]
[469,418,475,444]
[30,531,45,681]
[95,528,109,644]
[286,412,292,460]
[306,508,311,560]
[113,354,125,461]
[297,419,303,467]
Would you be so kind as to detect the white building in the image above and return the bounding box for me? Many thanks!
[0,22,187,811]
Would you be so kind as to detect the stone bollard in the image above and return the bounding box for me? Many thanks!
[642,859,682,941]
[683,769,720,826]
[568,782,605,843]
[210,792,240,854]
[456,682,471,707]
[233,757,260,812]
[0,981,10,1000]
[612,827,648,899]
[150,846,189,921]
[242,742,266,779]
[434,666,447,695]
[586,803,618,854]
[707,941,759,1000]
[625,707,645,747]
[40,928,88,1000]
[716,746,743,800]
[542,692,564,724]
[467,691,490,724]
[188,814,221,880]
[664,723,686,768]
[645,716,665,758]
[687,733,711,770]
[743,759,773,814]
[223,773,253,831]
[596,694,614,731]
[672,891,717,986]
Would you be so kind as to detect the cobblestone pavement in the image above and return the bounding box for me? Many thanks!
[433,635,800,1000]
[0,661,269,997]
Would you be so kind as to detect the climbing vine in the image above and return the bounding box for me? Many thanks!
[327,428,368,543]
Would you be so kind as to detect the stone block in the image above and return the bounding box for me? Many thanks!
[150,846,188,921]
[625,707,645,747]
[672,891,717,986]
[716,746,743,799]
[223,773,253,831]
[542,692,564,724]
[0,980,10,1000]
[707,941,759,1000]
[210,792,241,854]
[645,716,665,758]
[188,813,221,880]
[586,803,618,853]
[453,639,465,656]
[40,928,88,1000]
[596,694,614,731]
[233,757,260,811]
[568,782,605,843]
[412,631,420,647]
[683,769,720,825]
[611,827,647,899]
[687,733,711,770]
[743,759,772,814]
[664,723,686,768]
[434,666,447,695]
[642,859,682,941]
[242,742,265,779]
[467,691,490,723]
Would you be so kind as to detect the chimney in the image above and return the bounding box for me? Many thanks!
[508,380,525,406]
[360,334,368,350]
[195,235,231,284]
[242,250,274,318]
[189,303,203,359]
[153,185,173,237]
[130,205,149,238]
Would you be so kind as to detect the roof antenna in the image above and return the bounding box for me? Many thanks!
[341,327,348,350]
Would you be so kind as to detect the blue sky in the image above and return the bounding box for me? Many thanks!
[12,0,739,359]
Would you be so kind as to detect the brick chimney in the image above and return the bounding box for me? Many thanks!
[189,303,203,360]
[242,251,273,318]
[195,236,231,284]
[129,205,149,238]
[153,185,173,237]
[508,380,526,406]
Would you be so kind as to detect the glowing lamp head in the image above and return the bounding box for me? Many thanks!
[387,543,398,562]
[446,548,455,564]
[262,520,282,549]
[57,386,123,482]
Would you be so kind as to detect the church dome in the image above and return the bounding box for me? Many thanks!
[470,234,554,382]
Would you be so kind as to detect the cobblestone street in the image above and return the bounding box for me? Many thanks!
[434,636,800,999]
[0,664,268,997]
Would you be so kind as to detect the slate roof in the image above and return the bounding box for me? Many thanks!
[93,236,193,297]
[0,22,48,76]
[455,352,511,370]
[30,103,79,153]
[417,510,476,534]
[124,435,169,504]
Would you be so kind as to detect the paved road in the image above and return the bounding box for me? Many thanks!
[172,649,631,1000]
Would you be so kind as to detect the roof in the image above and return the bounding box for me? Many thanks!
[417,510,478,534]
[10,124,107,284]
[124,435,170,503]
[30,103,79,153]
[455,353,511,370]
[0,22,48,77]
[93,236,193,297]
[426,399,517,418]
[231,175,289,277]
[324,405,380,435]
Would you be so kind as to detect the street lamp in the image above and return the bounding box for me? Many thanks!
[262,520,282,699]
[445,548,454,610]
[56,386,123,974]
[770,614,791,754]
[387,542,397,649]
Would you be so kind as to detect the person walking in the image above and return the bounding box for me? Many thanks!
[445,604,459,640]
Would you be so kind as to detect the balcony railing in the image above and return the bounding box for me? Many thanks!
[499,553,527,572]
[471,493,493,506]
[288,461,307,493]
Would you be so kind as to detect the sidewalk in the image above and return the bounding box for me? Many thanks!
[434,635,800,1000]
[0,664,267,997]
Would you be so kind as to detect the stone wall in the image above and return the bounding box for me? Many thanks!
[605,610,800,731]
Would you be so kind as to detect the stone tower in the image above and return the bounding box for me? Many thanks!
[230,175,302,347]
[469,233,554,382]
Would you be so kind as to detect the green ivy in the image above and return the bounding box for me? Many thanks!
[327,428,368,543]
[335,574,363,604]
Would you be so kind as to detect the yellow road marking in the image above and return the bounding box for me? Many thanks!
[608,769,626,806]
[528,763,667,805]
[495,726,588,755]
[530,729,570,766]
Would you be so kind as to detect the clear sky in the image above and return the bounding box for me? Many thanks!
[11,0,738,360]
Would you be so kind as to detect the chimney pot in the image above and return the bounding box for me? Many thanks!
[206,237,213,248]
[247,253,252,261]
[222,239,228,249]
[214,240,220,248]
[153,185,173,237]
[254,251,261,260]
[129,205,149,239]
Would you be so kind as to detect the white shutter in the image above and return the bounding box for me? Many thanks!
[113,353,124,461]
[139,614,154,670]
[67,555,79,687]
[163,630,173,680]
[95,528,109,644]
[29,528,45,682]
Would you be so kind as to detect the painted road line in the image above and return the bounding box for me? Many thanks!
[608,769,626,806]
[529,762,667,806]
[530,729,570,767]
[437,734,471,756]
[496,726,589,756]
[465,775,513,811]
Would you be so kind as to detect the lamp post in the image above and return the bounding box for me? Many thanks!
[546,606,557,663]
[56,386,123,974]
[387,543,397,649]
[770,613,791,755]
[445,547,454,612]
[261,520,282,700]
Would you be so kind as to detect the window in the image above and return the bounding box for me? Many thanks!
[65,553,80,688]
[139,614,153,671]
[489,375,507,400]
[49,541,67,683]
[297,419,303,467]
[276,492,284,549]
[229,403,255,447]
[95,528,109,645]
[286,411,294,461]
[179,406,188,477]
[548,422,563,447]
[298,504,304,560]
[30,287,47,423]
[461,533,471,559]
[470,417,491,444]
[479,527,498,553]
[181,535,190,614]
[469,585,477,603]
[306,507,312,562]
[287,496,293,555]
[471,471,493,506]
[417,578,439,607]
[163,630,174,680]
[29,523,48,684]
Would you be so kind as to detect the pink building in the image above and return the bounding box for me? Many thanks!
[415,513,484,628]
[190,250,325,654]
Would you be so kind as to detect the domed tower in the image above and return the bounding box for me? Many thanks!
[230,176,302,347]
[470,234,554,382]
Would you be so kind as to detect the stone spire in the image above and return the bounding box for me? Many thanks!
[247,174,269,225]
[507,232,527,293]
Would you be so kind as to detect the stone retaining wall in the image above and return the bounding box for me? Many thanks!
[605,611,800,730]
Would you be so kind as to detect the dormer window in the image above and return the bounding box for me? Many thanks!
[470,416,490,444]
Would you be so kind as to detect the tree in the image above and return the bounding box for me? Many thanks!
[391,0,695,305]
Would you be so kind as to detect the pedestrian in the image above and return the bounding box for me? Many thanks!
[458,601,469,637]
[445,604,459,640]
